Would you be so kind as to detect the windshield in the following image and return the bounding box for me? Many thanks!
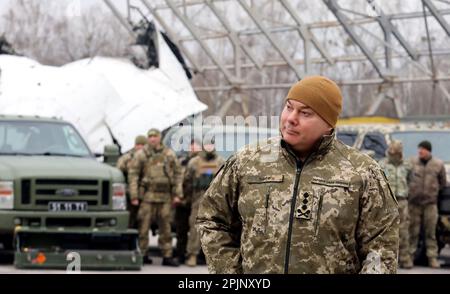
[164,126,279,159]
[336,131,358,147]
[0,121,92,157]
[391,131,450,162]
[361,132,388,160]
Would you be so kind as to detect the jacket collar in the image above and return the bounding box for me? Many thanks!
[281,130,336,165]
[152,144,165,153]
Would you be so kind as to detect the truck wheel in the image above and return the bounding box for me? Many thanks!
[0,234,14,263]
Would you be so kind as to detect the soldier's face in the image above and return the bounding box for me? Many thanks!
[280,100,332,153]
[148,135,161,147]
[135,144,145,150]
[190,142,202,153]
[203,143,215,153]
[418,147,431,160]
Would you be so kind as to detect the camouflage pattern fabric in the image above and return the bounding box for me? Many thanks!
[117,149,140,228]
[175,152,199,259]
[137,202,173,257]
[128,144,183,258]
[196,134,399,274]
[408,156,446,205]
[128,144,183,203]
[409,203,439,259]
[379,154,411,265]
[184,151,224,256]
[378,157,411,199]
[397,199,411,264]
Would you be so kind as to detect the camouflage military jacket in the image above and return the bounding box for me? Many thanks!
[128,144,183,203]
[183,151,225,204]
[196,134,399,274]
[117,149,137,179]
[117,148,137,195]
[379,158,411,198]
[408,156,447,205]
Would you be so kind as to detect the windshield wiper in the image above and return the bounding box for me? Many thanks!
[33,152,86,158]
[0,152,34,156]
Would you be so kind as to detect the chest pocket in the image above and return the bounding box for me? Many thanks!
[304,177,352,236]
[146,154,171,192]
[240,175,284,236]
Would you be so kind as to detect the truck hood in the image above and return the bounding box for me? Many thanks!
[0,156,123,181]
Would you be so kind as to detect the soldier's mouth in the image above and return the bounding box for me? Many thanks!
[284,127,299,136]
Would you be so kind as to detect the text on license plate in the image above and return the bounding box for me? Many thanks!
[48,202,87,212]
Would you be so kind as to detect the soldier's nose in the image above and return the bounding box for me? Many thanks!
[286,113,298,126]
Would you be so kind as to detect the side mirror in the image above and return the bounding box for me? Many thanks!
[103,144,120,166]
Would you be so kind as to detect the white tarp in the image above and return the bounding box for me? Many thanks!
[0,32,207,153]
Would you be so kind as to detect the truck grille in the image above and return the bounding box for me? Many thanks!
[20,178,110,209]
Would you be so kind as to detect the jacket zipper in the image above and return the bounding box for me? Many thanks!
[284,161,303,274]
[265,186,271,231]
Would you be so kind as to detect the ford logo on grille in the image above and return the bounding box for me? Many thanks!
[55,188,79,196]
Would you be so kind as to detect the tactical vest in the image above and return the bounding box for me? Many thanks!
[144,149,171,193]
[193,156,222,191]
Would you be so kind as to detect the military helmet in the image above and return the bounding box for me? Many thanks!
[135,135,147,145]
[147,128,161,137]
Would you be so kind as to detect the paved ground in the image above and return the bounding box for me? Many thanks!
[1,242,449,274]
[0,257,208,274]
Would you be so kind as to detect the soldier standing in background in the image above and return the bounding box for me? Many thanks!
[408,140,446,268]
[117,135,147,229]
[175,139,202,264]
[128,128,183,266]
[379,140,413,269]
[184,139,224,267]
[197,76,399,274]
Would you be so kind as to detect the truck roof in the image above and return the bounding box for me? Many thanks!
[0,114,65,124]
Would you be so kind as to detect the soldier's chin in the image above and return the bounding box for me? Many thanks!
[282,131,300,145]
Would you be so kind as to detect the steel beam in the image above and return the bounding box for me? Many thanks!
[237,0,303,79]
[366,0,419,61]
[162,0,238,83]
[199,49,450,71]
[323,0,385,79]
[193,75,450,91]
[423,0,450,36]
[279,0,334,65]
[176,9,450,42]
[204,0,263,70]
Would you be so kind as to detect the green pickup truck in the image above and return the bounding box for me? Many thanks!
[0,115,141,270]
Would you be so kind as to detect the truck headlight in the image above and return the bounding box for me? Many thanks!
[0,181,14,209]
[112,183,126,211]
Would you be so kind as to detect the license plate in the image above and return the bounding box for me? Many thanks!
[48,202,87,212]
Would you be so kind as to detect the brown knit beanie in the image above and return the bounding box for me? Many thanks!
[285,76,343,127]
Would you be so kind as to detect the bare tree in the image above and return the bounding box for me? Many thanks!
[1,0,131,65]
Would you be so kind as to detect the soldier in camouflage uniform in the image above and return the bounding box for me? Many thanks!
[408,140,446,268]
[184,140,224,267]
[379,140,413,268]
[128,128,183,266]
[175,139,202,263]
[117,135,147,229]
[197,76,399,274]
